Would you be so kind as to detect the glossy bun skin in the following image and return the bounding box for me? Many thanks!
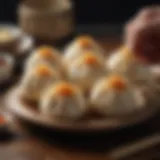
[40,82,86,120]
[90,75,146,116]
[24,46,64,74]
[19,64,61,102]
[67,53,107,92]
[63,35,104,63]
[106,46,151,84]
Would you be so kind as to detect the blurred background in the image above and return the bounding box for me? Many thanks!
[0,0,159,25]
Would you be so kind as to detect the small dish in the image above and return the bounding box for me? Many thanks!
[0,24,34,55]
[0,24,34,74]
[0,24,22,53]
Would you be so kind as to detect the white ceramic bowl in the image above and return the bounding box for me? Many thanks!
[0,24,22,53]
[0,24,22,41]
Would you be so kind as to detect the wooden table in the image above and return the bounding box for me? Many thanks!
[0,38,160,160]
[0,112,160,160]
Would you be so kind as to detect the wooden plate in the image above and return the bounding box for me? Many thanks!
[4,87,159,133]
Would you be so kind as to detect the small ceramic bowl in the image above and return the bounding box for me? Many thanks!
[0,24,22,53]
[0,53,14,85]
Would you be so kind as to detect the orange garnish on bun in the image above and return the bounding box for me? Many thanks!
[82,54,100,66]
[55,82,75,97]
[36,65,53,77]
[107,75,127,91]
[77,36,93,48]
[38,46,54,59]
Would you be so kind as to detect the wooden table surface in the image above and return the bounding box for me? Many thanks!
[0,38,160,160]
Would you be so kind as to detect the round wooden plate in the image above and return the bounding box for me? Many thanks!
[5,87,159,132]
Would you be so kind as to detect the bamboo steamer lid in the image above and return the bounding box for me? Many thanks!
[18,0,75,41]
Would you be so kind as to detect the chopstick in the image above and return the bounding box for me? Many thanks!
[108,133,160,159]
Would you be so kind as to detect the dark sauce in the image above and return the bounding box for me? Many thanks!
[0,57,6,66]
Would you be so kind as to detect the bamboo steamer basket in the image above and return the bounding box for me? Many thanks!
[18,0,75,42]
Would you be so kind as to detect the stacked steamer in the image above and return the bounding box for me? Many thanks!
[17,27,157,122]
[18,0,74,45]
